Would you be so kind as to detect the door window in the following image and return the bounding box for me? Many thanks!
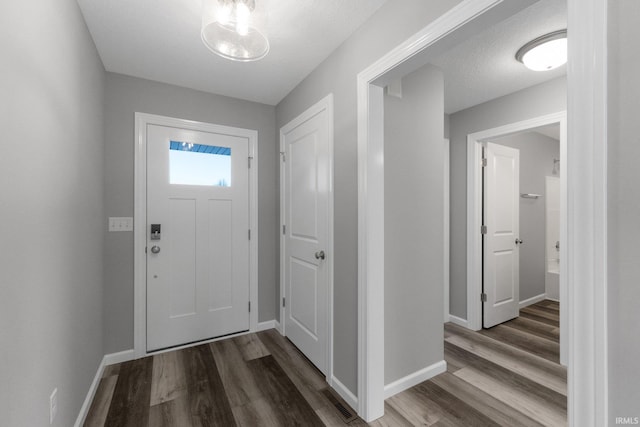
[169,140,231,186]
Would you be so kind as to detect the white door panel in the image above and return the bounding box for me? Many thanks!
[290,258,319,336]
[283,107,330,375]
[146,124,249,351]
[484,142,520,328]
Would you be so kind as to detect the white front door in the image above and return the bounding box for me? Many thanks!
[146,124,250,352]
[282,98,332,375]
[483,142,520,328]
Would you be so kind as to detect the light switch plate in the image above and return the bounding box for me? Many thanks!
[109,217,133,232]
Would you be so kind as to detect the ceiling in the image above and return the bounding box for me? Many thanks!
[431,0,567,114]
[533,123,561,140]
[77,0,388,105]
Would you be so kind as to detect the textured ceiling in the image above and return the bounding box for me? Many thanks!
[77,0,388,105]
[432,0,567,114]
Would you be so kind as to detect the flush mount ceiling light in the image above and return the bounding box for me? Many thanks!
[515,30,567,71]
[201,0,269,62]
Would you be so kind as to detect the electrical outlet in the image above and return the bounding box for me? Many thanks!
[49,388,58,425]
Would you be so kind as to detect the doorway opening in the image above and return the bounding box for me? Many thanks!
[357,0,607,423]
[467,113,568,365]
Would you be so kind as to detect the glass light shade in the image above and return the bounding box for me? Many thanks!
[516,30,567,72]
[201,0,269,62]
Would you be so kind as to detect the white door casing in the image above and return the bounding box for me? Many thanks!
[134,113,258,358]
[444,138,450,323]
[483,142,520,328]
[146,125,250,351]
[280,94,334,379]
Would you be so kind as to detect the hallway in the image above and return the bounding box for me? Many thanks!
[389,300,565,426]
[85,300,565,426]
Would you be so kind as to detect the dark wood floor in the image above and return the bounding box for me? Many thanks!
[85,300,565,426]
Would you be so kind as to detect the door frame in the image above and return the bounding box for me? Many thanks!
[466,112,568,365]
[133,112,259,359]
[279,94,336,396]
[357,0,608,424]
[444,138,450,323]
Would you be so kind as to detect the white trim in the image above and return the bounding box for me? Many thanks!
[104,349,135,366]
[74,348,137,426]
[248,121,259,335]
[134,113,259,359]
[383,361,447,400]
[466,112,567,334]
[331,376,359,412]
[466,137,483,332]
[444,138,450,323]
[448,315,469,328]
[357,0,538,421]
[279,94,335,384]
[567,0,608,425]
[519,294,547,309]
[74,357,106,427]
[546,297,560,303]
[257,320,280,332]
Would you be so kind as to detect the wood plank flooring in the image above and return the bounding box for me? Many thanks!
[85,300,565,426]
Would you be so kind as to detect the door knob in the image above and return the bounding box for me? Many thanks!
[315,250,326,260]
[515,239,523,245]
[151,245,161,254]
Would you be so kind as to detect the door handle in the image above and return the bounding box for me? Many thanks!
[315,250,326,260]
[515,239,523,245]
[151,245,161,254]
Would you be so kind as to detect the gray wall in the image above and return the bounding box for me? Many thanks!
[384,66,445,384]
[103,73,278,354]
[0,0,105,425]
[491,132,560,302]
[276,0,462,395]
[448,77,566,319]
[608,0,640,423]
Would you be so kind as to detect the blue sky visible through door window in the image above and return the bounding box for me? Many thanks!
[169,140,231,186]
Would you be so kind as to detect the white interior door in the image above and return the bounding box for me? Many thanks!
[146,124,250,352]
[282,104,331,375]
[483,142,520,328]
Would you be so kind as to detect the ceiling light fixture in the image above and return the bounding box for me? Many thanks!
[201,0,269,62]
[515,30,567,71]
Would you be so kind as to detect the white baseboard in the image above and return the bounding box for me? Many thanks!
[384,360,447,399]
[330,376,358,411]
[545,297,560,302]
[74,356,106,427]
[104,349,135,366]
[519,293,547,309]
[448,314,468,328]
[257,319,281,332]
[74,349,135,426]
